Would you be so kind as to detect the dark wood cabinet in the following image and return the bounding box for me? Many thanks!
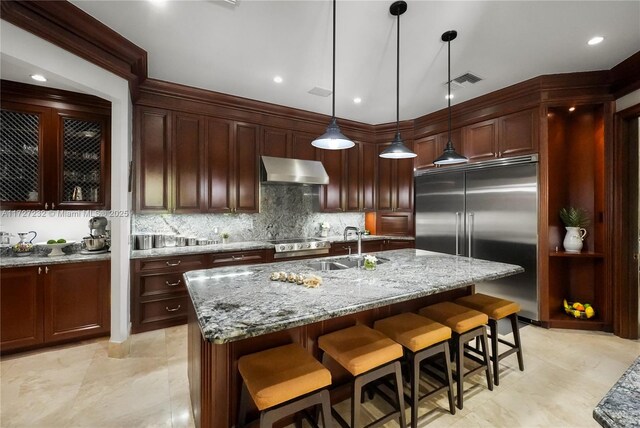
[319,149,345,212]
[291,131,318,161]
[376,211,414,236]
[205,118,233,213]
[382,239,415,251]
[361,143,377,211]
[261,127,291,158]
[330,239,384,256]
[234,123,260,213]
[132,250,267,333]
[1,81,111,211]
[499,108,539,157]
[377,141,414,213]
[0,267,43,352]
[415,129,462,170]
[135,106,172,212]
[173,113,204,213]
[463,119,498,162]
[43,262,110,343]
[342,141,376,212]
[1,261,110,354]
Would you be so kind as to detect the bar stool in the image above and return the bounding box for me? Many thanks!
[419,302,493,410]
[374,312,456,428]
[318,324,406,428]
[237,343,333,428]
[455,293,524,386]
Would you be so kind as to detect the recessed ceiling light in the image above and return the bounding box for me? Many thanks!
[569,106,576,112]
[30,74,47,82]
[588,36,604,45]
[445,93,454,100]
[353,97,362,104]
[273,76,283,84]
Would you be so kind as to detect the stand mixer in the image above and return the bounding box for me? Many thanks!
[83,216,110,252]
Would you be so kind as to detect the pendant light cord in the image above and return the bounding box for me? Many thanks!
[447,37,452,144]
[396,9,400,134]
[332,0,336,118]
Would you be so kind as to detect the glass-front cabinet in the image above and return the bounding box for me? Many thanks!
[0,81,110,211]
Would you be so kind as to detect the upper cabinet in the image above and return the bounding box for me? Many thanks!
[319,148,345,212]
[1,82,111,210]
[377,141,414,213]
[135,108,259,214]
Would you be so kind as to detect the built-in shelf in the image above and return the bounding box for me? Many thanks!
[549,251,605,258]
[547,310,607,331]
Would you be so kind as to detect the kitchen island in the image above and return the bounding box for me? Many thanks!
[184,249,524,427]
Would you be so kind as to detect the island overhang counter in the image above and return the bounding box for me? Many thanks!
[184,249,524,428]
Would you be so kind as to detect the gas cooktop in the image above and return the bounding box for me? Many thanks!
[267,237,331,258]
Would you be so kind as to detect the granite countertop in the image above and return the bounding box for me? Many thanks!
[129,235,414,259]
[593,357,640,428]
[184,248,523,344]
[1,252,111,268]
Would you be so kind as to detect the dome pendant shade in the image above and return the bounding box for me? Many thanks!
[434,30,468,166]
[433,141,468,164]
[312,0,354,151]
[311,117,355,150]
[380,0,415,159]
[380,132,416,159]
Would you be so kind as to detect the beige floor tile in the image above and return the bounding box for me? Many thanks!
[129,329,168,359]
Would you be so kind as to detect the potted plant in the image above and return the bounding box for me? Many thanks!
[559,207,590,253]
[221,232,230,244]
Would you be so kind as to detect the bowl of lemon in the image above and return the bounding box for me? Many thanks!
[563,299,595,319]
[37,239,75,257]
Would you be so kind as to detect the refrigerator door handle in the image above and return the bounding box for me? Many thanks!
[455,212,461,255]
[468,212,474,257]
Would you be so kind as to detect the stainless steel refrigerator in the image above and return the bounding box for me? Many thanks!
[415,155,539,321]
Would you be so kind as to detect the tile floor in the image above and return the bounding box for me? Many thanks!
[1,323,638,427]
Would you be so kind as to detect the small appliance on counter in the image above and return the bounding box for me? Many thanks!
[81,216,110,254]
[0,231,13,247]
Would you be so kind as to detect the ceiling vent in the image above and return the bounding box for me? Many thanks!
[308,87,332,97]
[453,72,483,85]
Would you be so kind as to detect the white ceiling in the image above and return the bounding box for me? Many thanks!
[39,1,640,124]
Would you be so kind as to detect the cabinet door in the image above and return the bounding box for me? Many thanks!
[320,149,345,212]
[395,141,414,212]
[345,143,361,212]
[135,107,171,212]
[414,135,441,169]
[205,118,233,213]
[261,127,291,158]
[377,143,394,211]
[498,109,539,157]
[361,143,377,211]
[0,267,43,352]
[0,102,50,210]
[173,113,204,213]
[383,239,415,251]
[376,211,414,236]
[291,131,318,161]
[56,110,110,210]
[43,262,110,343]
[234,123,260,213]
[463,119,497,162]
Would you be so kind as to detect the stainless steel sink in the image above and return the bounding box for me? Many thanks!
[307,256,389,271]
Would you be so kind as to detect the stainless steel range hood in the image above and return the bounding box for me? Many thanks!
[261,156,329,185]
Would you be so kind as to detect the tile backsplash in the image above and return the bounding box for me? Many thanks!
[132,185,364,241]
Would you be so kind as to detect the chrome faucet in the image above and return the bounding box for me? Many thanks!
[343,226,362,257]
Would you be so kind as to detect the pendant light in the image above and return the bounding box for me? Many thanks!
[433,30,468,165]
[380,1,416,159]
[312,0,354,150]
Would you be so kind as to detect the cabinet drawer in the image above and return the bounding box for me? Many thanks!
[139,273,187,298]
[136,255,204,272]
[138,295,188,326]
[210,250,266,267]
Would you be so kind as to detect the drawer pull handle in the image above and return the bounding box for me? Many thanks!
[165,305,181,312]
[166,261,181,267]
[165,280,181,287]
[231,255,245,261]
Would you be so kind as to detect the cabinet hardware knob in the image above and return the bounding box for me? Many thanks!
[52,202,55,209]
[38,267,42,274]
[45,203,48,209]
[45,266,49,274]
[166,261,181,267]
[165,305,181,312]
[165,280,181,287]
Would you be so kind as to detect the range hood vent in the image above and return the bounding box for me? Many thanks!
[261,156,329,185]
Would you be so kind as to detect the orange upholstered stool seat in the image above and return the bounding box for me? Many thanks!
[455,293,525,385]
[237,343,332,427]
[318,324,405,427]
[374,313,455,428]
[419,302,493,410]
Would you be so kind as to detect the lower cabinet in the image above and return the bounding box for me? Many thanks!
[0,261,110,354]
[330,240,384,256]
[131,250,267,333]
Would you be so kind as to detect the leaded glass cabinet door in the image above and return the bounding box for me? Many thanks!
[0,102,48,210]
[57,111,110,209]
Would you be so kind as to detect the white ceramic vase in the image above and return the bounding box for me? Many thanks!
[563,227,587,253]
